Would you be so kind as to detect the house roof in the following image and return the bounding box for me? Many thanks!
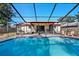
[30,22,60,26]
[61,22,79,27]
[30,21,58,23]
[16,22,59,26]
[16,23,31,26]
[50,23,61,26]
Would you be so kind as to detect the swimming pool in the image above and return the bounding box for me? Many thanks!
[0,36,79,56]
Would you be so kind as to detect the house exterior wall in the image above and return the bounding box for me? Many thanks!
[31,22,60,33]
[17,26,33,34]
[16,22,61,34]
[32,23,51,33]
[54,26,61,33]
[60,22,79,36]
[61,27,79,36]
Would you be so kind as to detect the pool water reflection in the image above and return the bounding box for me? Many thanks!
[0,36,79,56]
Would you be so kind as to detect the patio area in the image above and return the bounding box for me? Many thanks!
[0,3,79,41]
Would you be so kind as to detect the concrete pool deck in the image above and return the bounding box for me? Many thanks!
[16,34,61,37]
[0,34,79,42]
[17,34,79,39]
[0,36,16,42]
[0,32,16,42]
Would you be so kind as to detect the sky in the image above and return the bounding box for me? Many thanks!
[11,3,79,24]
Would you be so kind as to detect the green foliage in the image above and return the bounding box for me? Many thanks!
[76,12,79,22]
[59,12,79,23]
[0,3,14,25]
[58,16,76,23]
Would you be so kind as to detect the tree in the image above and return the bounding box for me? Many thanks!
[58,16,75,23]
[0,3,14,25]
[76,12,79,22]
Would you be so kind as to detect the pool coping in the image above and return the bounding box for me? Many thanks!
[0,34,79,43]
[59,35,79,39]
[16,34,79,39]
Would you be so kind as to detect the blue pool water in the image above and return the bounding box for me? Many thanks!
[0,36,79,56]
